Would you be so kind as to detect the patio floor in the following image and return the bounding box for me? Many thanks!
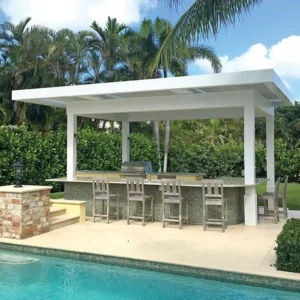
[1,209,300,282]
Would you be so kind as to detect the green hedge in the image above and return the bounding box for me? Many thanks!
[275,218,300,273]
[168,138,298,180]
[0,126,158,190]
[0,126,300,192]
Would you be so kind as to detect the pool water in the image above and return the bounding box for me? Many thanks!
[0,250,299,300]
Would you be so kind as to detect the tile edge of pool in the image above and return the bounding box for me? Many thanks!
[0,241,299,294]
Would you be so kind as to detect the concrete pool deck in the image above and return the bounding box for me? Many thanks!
[1,209,300,283]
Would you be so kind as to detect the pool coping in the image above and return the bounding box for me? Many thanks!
[0,241,299,293]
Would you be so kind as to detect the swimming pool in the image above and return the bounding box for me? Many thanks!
[0,250,299,300]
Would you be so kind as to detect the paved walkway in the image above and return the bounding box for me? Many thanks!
[1,210,300,281]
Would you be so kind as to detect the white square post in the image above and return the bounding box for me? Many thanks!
[122,121,130,162]
[266,114,275,209]
[67,113,77,180]
[244,104,258,226]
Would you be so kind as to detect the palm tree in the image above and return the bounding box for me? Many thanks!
[48,29,93,85]
[0,17,52,124]
[141,18,221,172]
[88,17,129,83]
[153,0,261,71]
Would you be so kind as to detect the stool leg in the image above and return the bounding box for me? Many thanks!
[93,199,96,223]
[142,200,146,226]
[225,199,228,229]
[162,198,165,228]
[203,203,207,231]
[186,200,189,226]
[151,196,154,223]
[264,200,268,216]
[107,197,110,224]
[222,201,225,233]
[117,195,120,221]
[127,198,130,225]
[179,200,182,230]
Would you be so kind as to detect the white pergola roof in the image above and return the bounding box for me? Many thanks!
[12,69,294,121]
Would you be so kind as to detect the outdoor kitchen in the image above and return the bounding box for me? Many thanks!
[46,161,267,225]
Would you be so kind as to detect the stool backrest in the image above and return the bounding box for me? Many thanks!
[274,177,281,199]
[92,177,109,197]
[273,177,281,211]
[126,178,145,197]
[201,180,224,200]
[161,179,181,198]
[282,176,288,200]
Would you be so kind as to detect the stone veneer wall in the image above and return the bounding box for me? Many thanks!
[0,189,51,239]
[65,182,245,225]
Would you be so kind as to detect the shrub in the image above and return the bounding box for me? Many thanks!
[275,218,300,273]
[0,126,158,190]
[1,126,300,193]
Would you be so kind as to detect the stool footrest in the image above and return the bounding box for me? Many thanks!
[206,221,223,225]
[128,215,152,219]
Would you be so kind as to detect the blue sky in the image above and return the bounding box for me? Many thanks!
[0,0,299,99]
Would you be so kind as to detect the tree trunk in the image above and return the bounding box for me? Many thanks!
[74,63,79,84]
[163,120,170,172]
[154,120,162,172]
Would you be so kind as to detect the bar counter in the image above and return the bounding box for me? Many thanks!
[47,172,267,225]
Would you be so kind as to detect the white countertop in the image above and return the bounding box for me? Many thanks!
[46,177,268,188]
[0,185,53,194]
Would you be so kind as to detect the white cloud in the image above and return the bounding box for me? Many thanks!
[0,0,157,30]
[195,36,300,82]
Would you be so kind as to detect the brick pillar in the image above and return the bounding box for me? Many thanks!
[0,186,52,239]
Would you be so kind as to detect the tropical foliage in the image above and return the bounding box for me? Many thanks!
[153,0,261,71]
[0,126,299,192]
[276,218,300,273]
[0,12,299,174]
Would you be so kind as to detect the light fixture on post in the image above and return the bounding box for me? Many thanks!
[13,162,24,188]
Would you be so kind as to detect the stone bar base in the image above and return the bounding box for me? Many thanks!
[65,182,245,225]
[0,185,52,239]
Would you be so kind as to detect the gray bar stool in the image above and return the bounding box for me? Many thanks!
[201,180,227,232]
[126,178,154,226]
[92,177,120,223]
[257,177,280,223]
[278,176,289,219]
[161,179,188,229]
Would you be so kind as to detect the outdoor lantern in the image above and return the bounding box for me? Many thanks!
[13,162,24,188]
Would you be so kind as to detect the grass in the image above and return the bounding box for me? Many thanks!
[50,192,65,199]
[50,183,300,210]
[257,182,300,210]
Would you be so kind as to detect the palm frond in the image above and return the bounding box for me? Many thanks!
[188,45,222,73]
[152,0,261,72]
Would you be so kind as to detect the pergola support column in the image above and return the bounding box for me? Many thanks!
[122,121,130,162]
[67,113,77,180]
[244,104,258,226]
[266,114,275,209]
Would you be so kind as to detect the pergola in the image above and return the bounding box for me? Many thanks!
[12,69,294,226]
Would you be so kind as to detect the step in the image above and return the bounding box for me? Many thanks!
[50,207,67,218]
[50,214,80,231]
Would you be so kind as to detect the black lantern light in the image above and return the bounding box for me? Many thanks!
[13,162,24,188]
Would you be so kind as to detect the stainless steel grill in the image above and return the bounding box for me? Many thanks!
[120,161,153,179]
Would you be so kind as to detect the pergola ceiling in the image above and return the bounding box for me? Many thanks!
[12,69,294,121]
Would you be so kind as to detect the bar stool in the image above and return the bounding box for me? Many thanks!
[126,178,154,226]
[278,176,289,219]
[161,179,188,229]
[257,177,280,223]
[201,180,227,232]
[92,177,120,224]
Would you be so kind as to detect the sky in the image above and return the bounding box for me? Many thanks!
[0,0,299,99]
